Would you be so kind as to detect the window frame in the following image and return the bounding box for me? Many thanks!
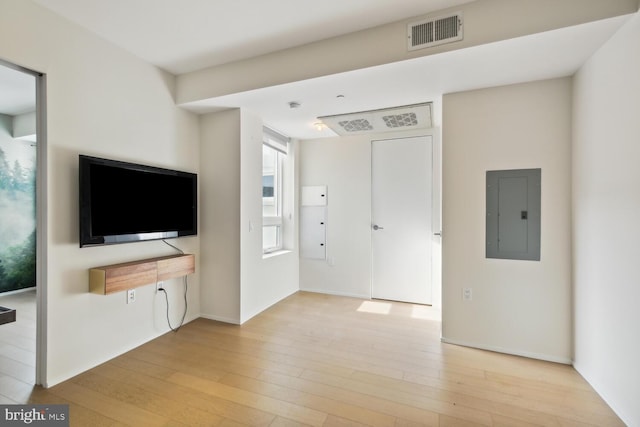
[262,127,288,254]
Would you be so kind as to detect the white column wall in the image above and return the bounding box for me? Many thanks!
[572,11,640,426]
[239,110,299,323]
[199,110,242,324]
[442,78,572,363]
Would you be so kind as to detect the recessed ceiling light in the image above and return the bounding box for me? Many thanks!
[313,122,326,131]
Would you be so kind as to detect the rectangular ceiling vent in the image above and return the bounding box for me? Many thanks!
[338,118,373,133]
[318,103,432,137]
[383,112,418,128]
[408,11,463,51]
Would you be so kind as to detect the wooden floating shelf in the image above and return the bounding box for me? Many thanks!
[89,254,195,295]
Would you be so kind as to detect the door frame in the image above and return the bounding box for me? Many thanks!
[370,131,442,308]
[0,58,48,386]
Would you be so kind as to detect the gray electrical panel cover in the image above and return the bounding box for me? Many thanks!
[486,168,541,261]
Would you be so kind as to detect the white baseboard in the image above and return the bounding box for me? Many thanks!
[573,361,631,426]
[45,315,199,388]
[440,336,572,365]
[0,286,36,297]
[299,287,371,300]
[199,313,241,325]
[240,288,299,324]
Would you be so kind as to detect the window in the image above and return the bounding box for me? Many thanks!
[262,127,289,253]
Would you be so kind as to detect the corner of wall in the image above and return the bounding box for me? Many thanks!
[571,10,640,426]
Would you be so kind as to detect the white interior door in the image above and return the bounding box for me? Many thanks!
[371,136,433,304]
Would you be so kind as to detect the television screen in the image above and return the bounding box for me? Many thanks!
[79,155,197,247]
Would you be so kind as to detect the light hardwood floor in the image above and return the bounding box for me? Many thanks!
[23,292,623,426]
[0,288,36,403]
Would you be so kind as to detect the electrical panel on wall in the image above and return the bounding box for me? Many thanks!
[300,186,327,259]
[486,169,541,261]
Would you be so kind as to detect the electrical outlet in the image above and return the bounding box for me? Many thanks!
[156,281,163,292]
[462,288,472,301]
[127,289,136,304]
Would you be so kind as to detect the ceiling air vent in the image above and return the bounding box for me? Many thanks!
[382,112,418,128]
[408,11,463,51]
[338,118,373,133]
[318,103,432,136]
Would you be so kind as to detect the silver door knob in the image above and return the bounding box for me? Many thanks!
[372,224,384,231]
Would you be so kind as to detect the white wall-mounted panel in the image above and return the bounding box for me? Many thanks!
[301,185,327,206]
[300,206,326,259]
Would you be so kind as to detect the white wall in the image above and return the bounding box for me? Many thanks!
[199,109,299,324]
[239,110,299,323]
[12,111,37,140]
[299,135,372,299]
[299,129,442,305]
[442,78,572,363]
[0,114,34,168]
[199,110,242,323]
[0,1,201,386]
[572,11,640,426]
[0,115,10,136]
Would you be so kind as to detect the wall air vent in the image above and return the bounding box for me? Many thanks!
[318,103,432,136]
[408,11,463,51]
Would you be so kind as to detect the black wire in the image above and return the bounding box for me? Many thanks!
[162,239,184,254]
[159,275,188,332]
[159,240,188,332]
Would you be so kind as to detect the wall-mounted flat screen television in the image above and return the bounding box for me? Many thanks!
[79,155,197,247]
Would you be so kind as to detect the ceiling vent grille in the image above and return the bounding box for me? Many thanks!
[383,112,418,128]
[338,119,373,133]
[408,12,463,51]
[318,103,432,136]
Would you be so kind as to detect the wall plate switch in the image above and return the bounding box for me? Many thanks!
[127,289,136,304]
[462,288,472,301]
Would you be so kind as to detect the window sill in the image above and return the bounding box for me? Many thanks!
[262,249,292,259]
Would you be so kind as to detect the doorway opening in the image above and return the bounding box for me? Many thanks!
[0,58,46,395]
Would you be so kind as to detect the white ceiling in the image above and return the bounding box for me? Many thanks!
[0,65,36,116]
[180,15,628,139]
[2,1,631,139]
[33,0,477,75]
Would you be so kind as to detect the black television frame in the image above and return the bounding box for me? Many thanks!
[79,155,197,247]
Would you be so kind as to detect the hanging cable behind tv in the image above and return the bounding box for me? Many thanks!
[158,239,188,332]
